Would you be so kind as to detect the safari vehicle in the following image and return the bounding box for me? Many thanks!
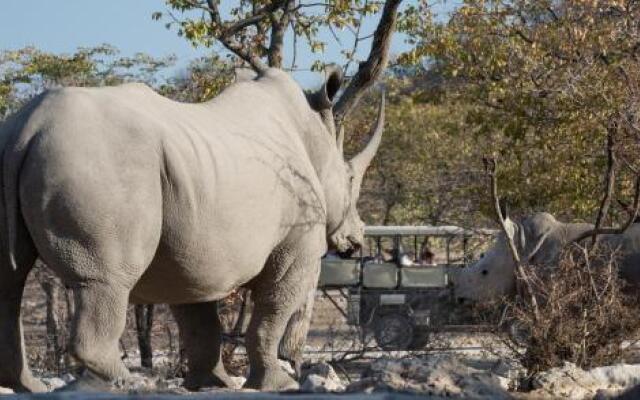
[318,225,495,350]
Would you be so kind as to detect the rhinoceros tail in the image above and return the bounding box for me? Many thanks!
[2,114,39,272]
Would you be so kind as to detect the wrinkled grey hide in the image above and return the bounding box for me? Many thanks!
[455,212,640,302]
[0,67,384,392]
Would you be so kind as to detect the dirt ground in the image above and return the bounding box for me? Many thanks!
[21,267,495,373]
[16,267,640,399]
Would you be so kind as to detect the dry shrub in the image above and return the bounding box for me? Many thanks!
[499,243,640,374]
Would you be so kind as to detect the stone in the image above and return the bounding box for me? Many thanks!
[279,359,296,377]
[0,386,14,394]
[300,362,345,393]
[531,362,640,399]
[347,356,511,399]
[41,377,66,391]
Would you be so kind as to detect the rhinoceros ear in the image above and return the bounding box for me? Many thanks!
[307,64,344,111]
[234,67,258,83]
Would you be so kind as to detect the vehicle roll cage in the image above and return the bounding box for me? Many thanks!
[362,225,497,266]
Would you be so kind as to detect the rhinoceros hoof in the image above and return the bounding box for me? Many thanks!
[184,371,238,391]
[55,370,117,393]
[244,368,300,392]
[2,374,48,393]
[24,377,48,393]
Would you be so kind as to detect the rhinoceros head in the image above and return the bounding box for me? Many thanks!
[306,66,385,253]
[455,218,520,302]
[455,212,560,303]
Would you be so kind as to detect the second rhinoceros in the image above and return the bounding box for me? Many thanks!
[0,66,384,392]
[455,212,640,303]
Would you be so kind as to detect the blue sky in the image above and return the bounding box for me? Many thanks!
[0,0,457,88]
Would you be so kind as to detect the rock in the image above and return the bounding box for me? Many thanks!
[279,359,296,376]
[113,372,163,393]
[345,377,378,394]
[300,362,345,393]
[61,373,75,383]
[153,377,184,391]
[531,362,640,399]
[0,386,14,394]
[301,374,344,393]
[346,356,511,399]
[41,377,66,391]
[229,376,247,388]
[590,364,640,389]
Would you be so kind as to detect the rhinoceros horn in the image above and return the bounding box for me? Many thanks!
[337,125,345,155]
[350,93,385,178]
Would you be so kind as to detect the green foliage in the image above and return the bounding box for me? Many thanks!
[0,45,175,119]
[345,74,490,226]
[399,0,640,221]
[158,0,386,70]
[159,55,234,102]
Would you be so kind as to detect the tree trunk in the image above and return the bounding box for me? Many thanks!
[135,304,155,369]
[333,0,404,127]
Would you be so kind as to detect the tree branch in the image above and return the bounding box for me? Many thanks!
[268,0,294,68]
[205,0,269,72]
[573,174,640,243]
[589,121,618,245]
[484,157,540,322]
[484,158,521,264]
[333,0,403,127]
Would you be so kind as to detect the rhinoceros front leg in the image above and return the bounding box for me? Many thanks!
[0,264,47,393]
[171,301,235,390]
[244,245,321,391]
[63,282,130,391]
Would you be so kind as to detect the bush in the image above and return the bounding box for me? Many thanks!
[497,243,640,374]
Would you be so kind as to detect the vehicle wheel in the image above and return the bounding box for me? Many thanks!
[409,329,430,350]
[374,314,414,350]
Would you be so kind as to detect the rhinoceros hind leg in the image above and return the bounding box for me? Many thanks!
[279,288,316,378]
[171,301,235,391]
[66,282,130,391]
[244,248,320,391]
[0,260,47,393]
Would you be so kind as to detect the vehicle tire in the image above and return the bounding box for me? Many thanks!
[409,329,430,350]
[373,314,414,351]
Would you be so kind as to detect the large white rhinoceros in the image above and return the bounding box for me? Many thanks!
[0,66,384,392]
[455,212,640,303]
